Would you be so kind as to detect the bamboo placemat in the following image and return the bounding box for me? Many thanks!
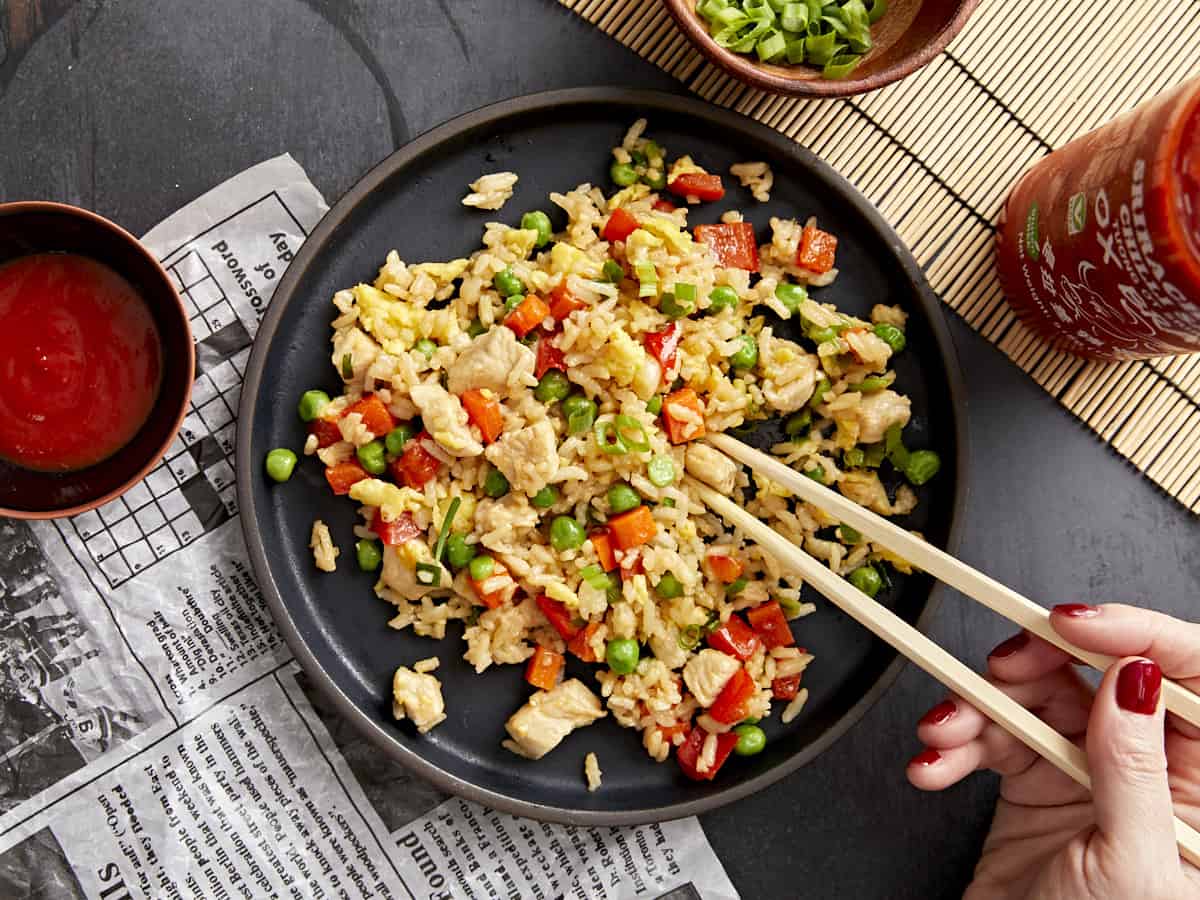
[559,0,1200,513]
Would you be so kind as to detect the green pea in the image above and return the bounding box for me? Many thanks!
[493,267,524,297]
[602,259,625,284]
[532,485,559,509]
[567,407,596,436]
[414,338,437,358]
[848,566,883,598]
[733,724,766,756]
[646,395,663,415]
[297,389,331,422]
[810,377,831,408]
[655,573,684,598]
[660,292,693,319]
[385,424,416,456]
[521,210,553,248]
[503,293,525,314]
[356,440,387,475]
[642,140,663,162]
[561,393,591,419]
[803,466,827,484]
[643,168,667,190]
[843,447,865,469]
[855,376,889,393]
[483,467,510,499]
[610,161,639,187]
[607,483,641,514]
[730,334,758,370]
[784,410,811,437]
[535,370,572,404]
[356,539,382,572]
[905,449,941,486]
[444,534,474,571]
[468,555,495,582]
[808,326,837,345]
[264,448,297,483]
[775,282,808,313]
[873,322,906,353]
[647,456,675,487]
[708,285,739,313]
[838,524,862,544]
[606,638,640,675]
[549,515,586,552]
[467,318,487,338]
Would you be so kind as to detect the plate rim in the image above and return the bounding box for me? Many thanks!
[236,86,970,826]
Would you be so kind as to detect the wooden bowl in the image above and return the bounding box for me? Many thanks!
[0,202,194,519]
[662,0,980,98]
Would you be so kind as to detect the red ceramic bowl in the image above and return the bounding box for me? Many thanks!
[0,202,193,519]
[662,0,980,98]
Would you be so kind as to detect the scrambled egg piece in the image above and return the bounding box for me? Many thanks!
[550,242,601,279]
[348,479,425,522]
[603,327,647,387]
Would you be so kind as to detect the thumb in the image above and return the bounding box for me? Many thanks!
[1086,657,1180,880]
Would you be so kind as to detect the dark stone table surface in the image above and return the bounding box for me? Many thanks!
[2,2,1196,896]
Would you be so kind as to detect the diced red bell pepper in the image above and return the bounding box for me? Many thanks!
[470,560,511,609]
[548,281,588,320]
[694,222,759,272]
[567,621,601,663]
[389,432,441,489]
[372,510,422,546]
[643,322,681,375]
[796,221,838,274]
[344,395,396,438]
[607,505,657,551]
[525,646,564,691]
[601,207,640,243]
[707,615,761,662]
[536,595,580,641]
[746,601,795,649]
[708,667,756,724]
[535,335,566,379]
[461,389,504,444]
[309,417,343,449]
[667,172,725,203]
[589,530,617,572]
[504,294,551,338]
[662,387,706,444]
[325,461,369,495]
[658,720,691,743]
[772,674,802,701]
[707,554,744,584]
[652,198,677,213]
[677,727,739,781]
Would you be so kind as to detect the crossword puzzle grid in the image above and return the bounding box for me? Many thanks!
[56,249,254,588]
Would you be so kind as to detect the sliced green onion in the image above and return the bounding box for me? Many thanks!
[602,259,625,284]
[467,318,486,338]
[884,423,909,469]
[855,375,889,393]
[786,37,807,64]
[823,52,863,80]
[614,415,650,453]
[634,260,659,298]
[804,465,827,484]
[785,410,812,436]
[704,610,723,633]
[725,576,749,595]
[839,524,862,544]
[341,353,354,379]
[415,562,442,587]
[434,497,461,563]
[648,456,676,487]
[678,624,703,651]
[804,29,840,65]
[594,419,628,455]
[843,447,866,469]
[810,377,831,408]
[781,2,808,32]
[867,0,887,24]
[862,442,886,468]
[660,292,693,319]
[673,282,697,303]
[646,395,663,415]
[778,593,804,618]
[756,28,788,62]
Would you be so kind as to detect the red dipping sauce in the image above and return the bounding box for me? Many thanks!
[996,75,1200,360]
[0,253,163,472]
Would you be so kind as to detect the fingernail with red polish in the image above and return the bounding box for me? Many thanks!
[989,632,1030,659]
[1053,603,1100,618]
[920,700,957,727]
[909,748,942,767]
[1116,659,1162,715]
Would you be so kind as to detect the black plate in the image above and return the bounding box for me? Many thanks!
[237,88,968,825]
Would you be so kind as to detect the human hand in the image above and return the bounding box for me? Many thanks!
[906,604,1200,899]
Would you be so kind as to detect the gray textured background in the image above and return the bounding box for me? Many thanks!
[1,1,1197,896]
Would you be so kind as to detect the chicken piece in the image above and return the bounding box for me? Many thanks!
[380,542,450,601]
[485,419,559,494]
[853,389,912,444]
[392,666,446,733]
[446,326,536,397]
[686,443,738,494]
[410,382,484,457]
[838,471,894,517]
[503,679,606,760]
[683,648,741,708]
[759,333,819,413]
[843,329,893,372]
[331,326,379,382]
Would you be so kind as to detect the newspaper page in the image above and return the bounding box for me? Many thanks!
[0,155,739,900]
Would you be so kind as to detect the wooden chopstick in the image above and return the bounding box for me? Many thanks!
[687,477,1200,867]
[706,432,1200,732]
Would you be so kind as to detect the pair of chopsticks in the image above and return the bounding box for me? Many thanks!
[690,432,1200,866]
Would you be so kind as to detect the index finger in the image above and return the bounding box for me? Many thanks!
[1050,603,1200,688]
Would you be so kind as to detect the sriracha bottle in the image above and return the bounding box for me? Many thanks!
[995,75,1200,361]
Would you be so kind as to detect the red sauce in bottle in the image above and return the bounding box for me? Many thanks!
[0,253,163,472]
[996,75,1200,361]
